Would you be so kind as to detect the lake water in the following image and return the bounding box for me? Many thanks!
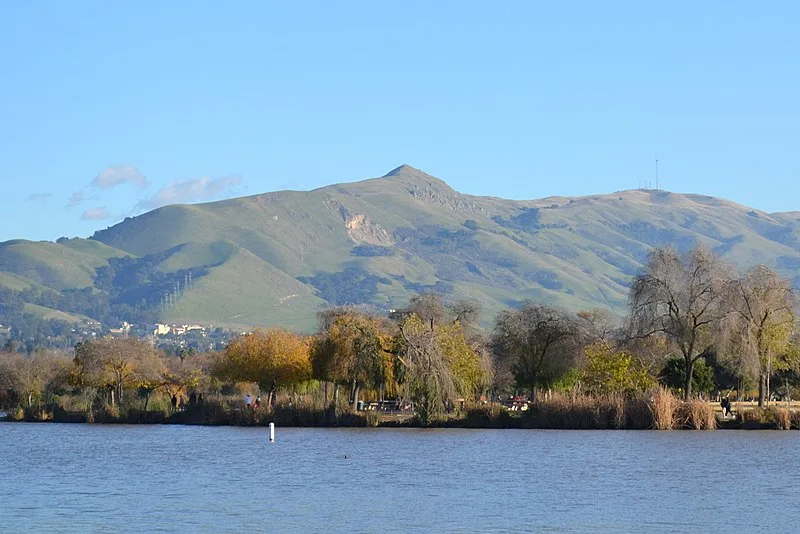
[1,424,799,533]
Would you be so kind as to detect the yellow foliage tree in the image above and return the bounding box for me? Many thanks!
[436,322,489,399]
[214,329,311,408]
[581,342,653,395]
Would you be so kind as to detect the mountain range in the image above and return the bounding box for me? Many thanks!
[2,165,800,332]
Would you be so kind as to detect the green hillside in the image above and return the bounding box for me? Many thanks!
[0,239,129,290]
[23,303,89,323]
[0,271,40,291]
[3,165,800,331]
[162,246,326,331]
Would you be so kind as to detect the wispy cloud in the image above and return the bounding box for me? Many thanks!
[66,190,85,208]
[136,175,242,210]
[80,207,111,221]
[92,165,149,189]
[26,193,52,203]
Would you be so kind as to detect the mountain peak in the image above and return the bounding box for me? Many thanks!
[383,164,425,178]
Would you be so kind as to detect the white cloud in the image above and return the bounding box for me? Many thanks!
[80,207,111,221]
[26,193,52,203]
[92,165,149,189]
[66,190,85,208]
[136,175,242,210]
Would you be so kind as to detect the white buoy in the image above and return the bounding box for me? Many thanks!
[269,422,275,442]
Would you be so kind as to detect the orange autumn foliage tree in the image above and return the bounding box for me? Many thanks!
[213,329,311,408]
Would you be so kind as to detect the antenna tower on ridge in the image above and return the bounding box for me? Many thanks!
[655,158,660,190]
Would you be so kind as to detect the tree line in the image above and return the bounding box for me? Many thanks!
[1,244,799,423]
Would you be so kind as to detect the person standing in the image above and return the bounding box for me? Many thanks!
[245,393,252,410]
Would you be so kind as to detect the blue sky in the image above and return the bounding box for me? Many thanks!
[1,1,798,242]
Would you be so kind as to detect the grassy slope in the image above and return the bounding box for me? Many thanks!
[162,247,326,332]
[0,239,129,290]
[23,303,88,323]
[155,241,238,273]
[0,271,41,291]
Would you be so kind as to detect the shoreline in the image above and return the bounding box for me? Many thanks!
[3,406,797,431]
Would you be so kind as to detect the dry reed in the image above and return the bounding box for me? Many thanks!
[648,388,675,430]
[527,392,654,430]
[675,400,716,430]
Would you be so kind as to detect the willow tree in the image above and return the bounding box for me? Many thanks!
[311,311,393,411]
[214,329,311,409]
[491,302,580,400]
[397,311,488,424]
[629,245,730,400]
[721,265,797,406]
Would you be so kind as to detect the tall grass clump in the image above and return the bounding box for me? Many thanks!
[738,409,762,428]
[741,407,793,430]
[526,393,645,430]
[790,410,800,430]
[647,387,676,430]
[675,400,716,430]
[768,407,792,430]
[752,406,792,430]
[624,395,653,430]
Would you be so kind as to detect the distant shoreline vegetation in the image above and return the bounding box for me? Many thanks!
[2,245,800,430]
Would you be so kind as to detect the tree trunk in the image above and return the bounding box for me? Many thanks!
[324,381,329,406]
[332,383,339,412]
[353,384,360,411]
[684,359,694,400]
[144,390,151,412]
[758,374,767,407]
[349,378,357,405]
[766,349,772,407]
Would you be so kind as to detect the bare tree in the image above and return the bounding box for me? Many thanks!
[720,265,797,406]
[577,309,620,347]
[74,338,165,407]
[491,302,580,400]
[0,351,70,409]
[405,294,448,330]
[628,245,731,400]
